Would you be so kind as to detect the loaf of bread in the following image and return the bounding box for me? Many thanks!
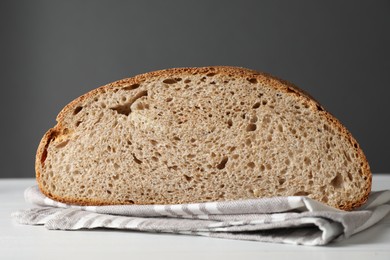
[36,66,371,210]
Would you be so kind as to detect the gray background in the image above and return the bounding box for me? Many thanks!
[1,0,389,178]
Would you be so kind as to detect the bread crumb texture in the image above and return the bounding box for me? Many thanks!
[36,67,371,210]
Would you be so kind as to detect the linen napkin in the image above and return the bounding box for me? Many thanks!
[12,186,390,246]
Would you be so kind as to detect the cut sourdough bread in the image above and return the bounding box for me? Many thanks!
[36,66,371,210]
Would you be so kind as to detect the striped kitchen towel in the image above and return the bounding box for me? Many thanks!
[12,186,390,246]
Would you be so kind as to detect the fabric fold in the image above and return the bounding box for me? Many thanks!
[12,186,390,246]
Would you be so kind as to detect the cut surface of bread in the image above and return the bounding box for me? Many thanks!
[36,66,371,210]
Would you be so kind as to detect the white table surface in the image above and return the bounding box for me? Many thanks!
[1,175,390,260]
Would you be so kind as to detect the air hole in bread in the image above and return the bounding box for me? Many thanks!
[278,178,286,185]
[71,170,80,176]
[250,116,258,123]
[183,174,192,182]
[252,102,261,109]
[323,124,330,132]
[110,90,148,116]
[166,97,173,102]
[247,78,257,84]
[227,119,233,128]
[184,79,191,83]
[290,128,297,135]
[228,146,236,153]
[286,87,295,93]
[206,72,217,77]
[47,171,54,178]
[136,102,149,110]
[168,165,178,171]
[246,124,257,132]
[73,106,83,115]
[122,84,140,90]
[232,154,240,160]
[247,162,255,168]
[304,157,311,165]
[216,157,229,170]
[294,191,310,196]
[347,172,353,181]
[56,140,69,148]
[110,104,131,116]
[330,172,343,188]
[132,154,142,164]
[163,78,177,84]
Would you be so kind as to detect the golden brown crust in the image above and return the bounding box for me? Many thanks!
[36,66,372,210]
